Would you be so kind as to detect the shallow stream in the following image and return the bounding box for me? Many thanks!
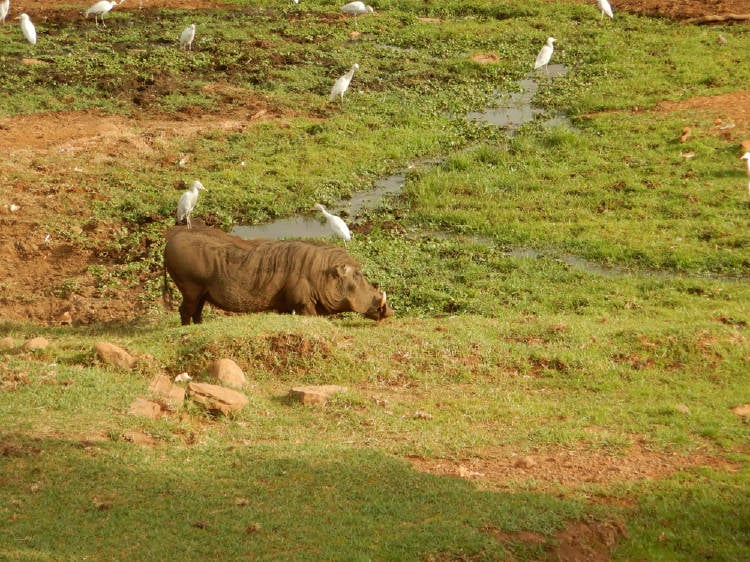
[232,65,568,241]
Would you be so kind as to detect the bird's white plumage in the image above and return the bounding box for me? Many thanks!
[328,63,359,103]
[18,13,35,45]
[314,204,351,243]
[177,180,206,229]
[0,0,10,25]
[341,1,373,16]
[741,152,750,195]
[86,0,118,26]
[180,23,196,50]
[534,37,555,71]
[597,0,613,19]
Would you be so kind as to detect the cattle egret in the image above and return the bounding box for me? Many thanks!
[17,13,35,45]
[741,152,750,195]
[328,63,359,104]
[86,0,118,26]
[534,36,555,73]
[341,1,372,28]
[597,0,613,20]
[0,0,10,25]
[314,204,351,245]
[176,180,206,229]
[180,23,196,50]
[341,1,373,16]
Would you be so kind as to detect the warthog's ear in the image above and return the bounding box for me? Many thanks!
[333,264,353,278]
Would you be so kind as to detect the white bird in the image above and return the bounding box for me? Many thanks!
[86,0,118,26]
[328,63,359,104]
[177,180,206,229]
[314,204,351,245]
[180,23,196,50]
[534,36,555,73]
[597,0,613,20]
[17,13,35,45]
[0,0,10,25]
[341,1,373,16]
[741,152,750,195]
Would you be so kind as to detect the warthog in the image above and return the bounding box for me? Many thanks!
[163,224,394,325]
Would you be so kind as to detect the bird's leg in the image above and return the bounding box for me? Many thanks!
[186,216,192,229]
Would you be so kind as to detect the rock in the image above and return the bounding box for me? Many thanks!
[58,311,73,326]
[123,430,159,444]
[95,342,136,370]
[187,382,248,415]
[21,337,49,351]
[288,385,348,405]
[148,375,185,407]
[209,358,246,389]
[675,403,690,414]
[731,404,750,418]
[514,456,537,469]
[128,398,162,419]
[0,337,15,350]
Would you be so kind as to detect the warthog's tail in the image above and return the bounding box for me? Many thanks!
[162,264,173,309]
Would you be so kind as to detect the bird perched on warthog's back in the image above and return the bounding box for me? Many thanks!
[176,180,206,229]
[163,226,393,325]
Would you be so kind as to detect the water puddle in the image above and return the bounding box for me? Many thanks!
[231,172,407,240]
[466,64,569,132]
[232,65,569,240]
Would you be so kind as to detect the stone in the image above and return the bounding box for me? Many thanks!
[187,382,248,415]
[0,337,15,350]
[128,398,162,419]
[209,358,246,389]
[675,403,690,414]
[95,342,137,370]
[148,375,185,407]
[288,385,348,405]
[731,404,750,418]
[514,456,537,469]
[58,311,73,326]
[21,337,49,351]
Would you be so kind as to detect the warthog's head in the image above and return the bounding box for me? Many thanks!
[332,264,394,321]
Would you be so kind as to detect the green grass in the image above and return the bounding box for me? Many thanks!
[1,0,749,560]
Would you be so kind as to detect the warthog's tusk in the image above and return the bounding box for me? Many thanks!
[380,291,387,307]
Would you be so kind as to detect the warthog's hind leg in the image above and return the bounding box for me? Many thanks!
[179,299,195,325]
